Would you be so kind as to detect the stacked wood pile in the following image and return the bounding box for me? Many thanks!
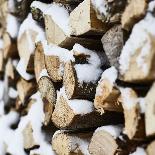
[0,0,155,154]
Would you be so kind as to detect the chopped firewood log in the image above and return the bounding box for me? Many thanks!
[38,76,56,125]
[145,83,155,137]
[31,1,75,27]
[101,25,127,69]
[22,122,39,150]
[91,0,127,24]
[121,0,147,31]
[52,130,92,155]
[119,9,155,83]
[16,78,36,104]
[44,13,103,50]
[69,0,108,36]
[63,61,98,100]
[52,87,123,129]
[3,32,18,59]
[34,42,47,82]
[17,14,44,80]
[5,59,19,86]
[89,125,125,155]
[146,141,155,155]
[94,67,123,113]
[120,88,146,140]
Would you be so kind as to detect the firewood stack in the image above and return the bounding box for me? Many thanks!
[0,0,155,154]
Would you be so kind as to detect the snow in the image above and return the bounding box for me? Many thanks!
[75,64,102,83]
[6,14,19,39]
[95,125,122,139]
[39,69,49,79]
[18,14,45,47]
[129,147,146,155]
[8,87,18,99]
[58,87,94,115]
[0,39,3,49]
[119,88,138,110]
[91,0,108,20]
[139,98,146,114]
[119,5,155,75]
[72,44,101,67]
[101,67,117,85]
[0,81,4,100]
[96,67,117,96]
[16,58,34,80]
[8,0,15,12]
[148,0,155,12]
[31,1,49,12]
[42,40,75,62]
[70,136,90,155]
[44,3,71,35]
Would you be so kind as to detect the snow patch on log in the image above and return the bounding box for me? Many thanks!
[70,136,90,155]
[44,3,71,36]
[31,1,49,12]
[119,5,155,75]
[129,147,146,155]
[42,41,75,62]
[18,14,45,49]
[72,44,101,67]
[58,87,94,115]
[6,14,20,39]
[95,125,122,139]
[8,87,18,99]
[16,58,34,80]
[8,0,15,12]
[38,68,49,80]
[75,64,102,84]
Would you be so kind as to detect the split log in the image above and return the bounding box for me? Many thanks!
[121,0,147,31]
[89,125,145,155]
[22,122,39,150]
[44,14,103,50]
[120,88,146,140]
[146,141,155,155]
[63,61,98,100]
[38,76,56,126]
[5,59,19,86]
[94,67,123,113]
[101,25,127,69]
[52,130,92,155]
[34,42,46,82]
[0,40,4,75]
[16,78,36,104]
[92,0,127,24]
[145,83,155,137]
[3,32,18,59]
[69,0,108,36]
[119,11,155,83]
[52,88,123,129]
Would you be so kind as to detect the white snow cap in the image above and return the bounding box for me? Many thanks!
[42,40,75,62]
[16,58,34,81]
[95,125,123,139]
[75,64,102,84]
[6,14,20,39]
[44,3,71,35]
[18,14,45,44]
[8,87,18,99]
[39,69,49,80]
[58,87,94,115]
[101,67,118,84]
[72,44,101,67]
[31,1,49,12]
[119,3,155,75]
[129,147,146,155]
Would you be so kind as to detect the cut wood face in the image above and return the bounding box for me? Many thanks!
[145,83,155,136]
[121,0,147,31]
[52,96,75,129]
[146,141,155,155]
[89,130,118,155]
[38,76,56,125]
